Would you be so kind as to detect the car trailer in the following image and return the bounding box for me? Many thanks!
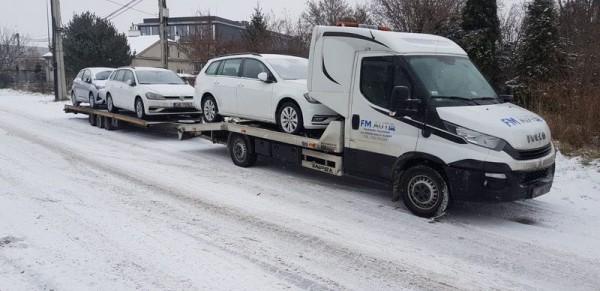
[64,104,345,176]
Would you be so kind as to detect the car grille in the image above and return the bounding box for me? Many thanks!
[523,167,551,183]
[504,143,552,160]
[164,96,193,100]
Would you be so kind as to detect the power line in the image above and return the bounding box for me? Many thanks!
[108,0,146,20]
[103,0,156,17]
[104,0,139,20]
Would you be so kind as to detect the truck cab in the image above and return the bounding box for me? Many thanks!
[308,26,556,217]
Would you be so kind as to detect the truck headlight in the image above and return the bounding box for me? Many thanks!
[145,92,165,100]
[303,93,321,104]
[444,122,506,151]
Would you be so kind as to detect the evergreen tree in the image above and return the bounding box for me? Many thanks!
[244,4,271,52]
[516,0,562,82]
[460,0,501,86]
[63,12,131,75]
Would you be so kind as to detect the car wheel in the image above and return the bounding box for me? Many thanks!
[202,95,222,123]
[106,94,117,113]
[228,134,257,167]
[135,97,146,119]
[71,91,80,107]
[89,92,96,109]
[277,101,304,134]
[398,165,450,218]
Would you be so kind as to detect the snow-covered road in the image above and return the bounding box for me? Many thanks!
[1,90,599,290]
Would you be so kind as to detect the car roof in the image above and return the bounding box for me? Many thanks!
[115,66,173,72]
[211,53,306,62]
[86,67,114,73]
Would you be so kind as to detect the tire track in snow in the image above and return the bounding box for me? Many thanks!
[0,113,462,290]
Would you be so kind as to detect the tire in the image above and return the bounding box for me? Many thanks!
[88,114,97,126]
[277,101,304,134]
[71,91,80,107]
[106,94,117,113]
[228,134,257,167]
[201,95,222,123]
[89,92,96,109]
[397,165,449,218]
[135,97,146,119]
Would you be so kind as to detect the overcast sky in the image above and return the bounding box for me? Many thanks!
[0,0,366,46]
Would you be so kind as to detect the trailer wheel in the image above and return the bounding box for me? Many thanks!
[88,114,97,126]
[397,165,449,218]
[228,134,257,167]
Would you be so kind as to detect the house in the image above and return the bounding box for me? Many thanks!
[127,29,194,74]
[137,16,247,42]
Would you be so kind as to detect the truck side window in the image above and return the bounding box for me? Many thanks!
[360,56,411,109]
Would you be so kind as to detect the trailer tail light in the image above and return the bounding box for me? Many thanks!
[336,21,391,31]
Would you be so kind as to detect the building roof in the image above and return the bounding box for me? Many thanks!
[128,35,160,56]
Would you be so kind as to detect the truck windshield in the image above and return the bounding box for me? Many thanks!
[137,70,185,85]
[406,56,497,101]
[265,57,308,80]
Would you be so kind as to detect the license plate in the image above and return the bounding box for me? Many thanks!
[532,184,551,198]
[173,102,193,108]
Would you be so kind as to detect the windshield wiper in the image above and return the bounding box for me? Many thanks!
[432,96,479,104]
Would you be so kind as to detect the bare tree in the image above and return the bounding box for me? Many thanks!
[0,27,29,87]
[302,0,352,26]
[372,0,463,33]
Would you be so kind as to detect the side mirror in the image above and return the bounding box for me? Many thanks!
[258,72,268,82]
[389,86,421,117]
[127,79,136,87]
[499,94,514,103]
[85,78,92,83]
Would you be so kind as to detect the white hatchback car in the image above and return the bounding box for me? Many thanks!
[194,54,338,134]
[71,67,114,108]
[104,67,197,119]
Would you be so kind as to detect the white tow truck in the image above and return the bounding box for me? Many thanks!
[66,25,556,217]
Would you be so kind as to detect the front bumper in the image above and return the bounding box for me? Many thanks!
[446,160,555,202]
[146,99,199,115]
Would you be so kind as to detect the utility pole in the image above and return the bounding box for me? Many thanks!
[50,0,68,101]
[158,0,169,69]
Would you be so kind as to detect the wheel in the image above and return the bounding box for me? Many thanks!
[277,101,304,134]
[397,165,449,218]
[89,92,96,109]
[71,91,80,107]
[135,97,146,119]
[202,95,222,123]
[88,114,97,126]
[106,94,117,113]
[228,134,257,167]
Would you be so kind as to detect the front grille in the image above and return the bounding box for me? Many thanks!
[164,96,193,100]
[522,167,552,183]
[504,143,552,160]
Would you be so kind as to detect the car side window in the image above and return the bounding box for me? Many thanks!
[82,70,90,82]
[113,70,125,82]
[241,59,269,79]
[76,70,84,80]
[123,70,135,84]
[360,56,412,110]
[205,61,220,75]
[220,59,242,77]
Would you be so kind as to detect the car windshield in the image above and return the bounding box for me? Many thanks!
[136,70,185,85]
[406,56,497,101]
[264,57,308,80]
[95,70,113,80]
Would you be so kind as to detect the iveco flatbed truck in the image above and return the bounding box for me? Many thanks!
[65,25,556,218]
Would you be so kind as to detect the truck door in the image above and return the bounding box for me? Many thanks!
[345,53,422,180]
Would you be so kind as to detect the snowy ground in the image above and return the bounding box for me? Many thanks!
[0,89,599,291]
